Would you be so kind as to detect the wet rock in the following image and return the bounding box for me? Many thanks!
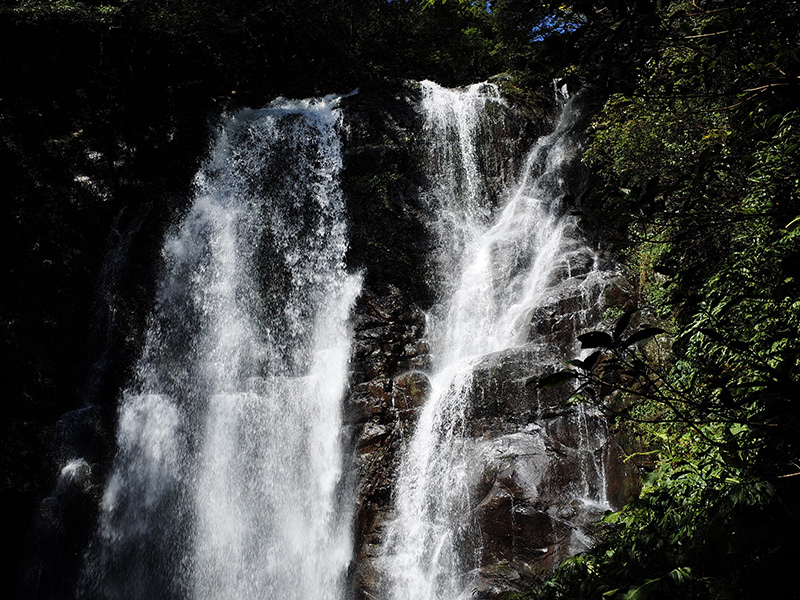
[392,371,431,410]
[468,344,571,435]
[603,434,644,508]
[347,267,642,598]
[349,286,429,387]
[473,561,544,598]
[527,274,606,345]
[346,281,431,600]
[357,422,392,452]
[466,420,611,573]
[600,274,638,313]
[349,378,393,422]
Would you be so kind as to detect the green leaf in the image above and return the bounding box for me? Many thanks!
[535,370,579,388]
[719,448,744,469]
[700,328,748,351]
[578,331,614,348]
[613,311,633,341]
[623,583,651,600]
[642,469,664,488]
[568,350,603,371]
[583,350,603,371]
[622,327,665,347]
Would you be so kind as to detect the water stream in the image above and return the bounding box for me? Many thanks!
[79,96,361,600]
[379,82,606,600]
[73,81,608,600]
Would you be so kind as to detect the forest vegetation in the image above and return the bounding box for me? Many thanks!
[2,1,799,598]
[521,1,800,598]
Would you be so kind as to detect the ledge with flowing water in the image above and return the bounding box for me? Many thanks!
[75,95,361,600]
[19,79,641,600]
[341,82,640,600]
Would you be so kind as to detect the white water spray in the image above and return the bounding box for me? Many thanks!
[80,96,361,600]
[380,82,605,600]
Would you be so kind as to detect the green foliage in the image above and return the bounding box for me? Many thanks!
[9,0,123,22]
[532,305,799,599]
[526,1,800,598]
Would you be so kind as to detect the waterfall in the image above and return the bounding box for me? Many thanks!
[79,96,361,600]
[379,82,607,600]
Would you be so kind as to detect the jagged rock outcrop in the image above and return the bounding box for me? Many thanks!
[337,82,641,598]
[345,284,431,596]
[466,269,640,593]
[344,258,641,598]
[337,87,436,596]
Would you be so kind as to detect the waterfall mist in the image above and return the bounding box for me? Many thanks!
[79,96,361,600]
[378,82,609,600]
[61,80,615,600]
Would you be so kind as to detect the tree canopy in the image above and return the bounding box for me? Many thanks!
[522,1,800,598]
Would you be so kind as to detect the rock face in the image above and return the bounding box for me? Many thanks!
[466,270,639,595]
[343,268,640,598]
[345,272,640,598]
[337,82,640,598]
[18,79,640,600]
[339,81,433,306]
[344,284,432,596]
[337,87,437,596]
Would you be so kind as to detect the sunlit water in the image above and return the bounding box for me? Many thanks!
[79,96,361,600]
[379,81,606,600]
[74,81,608,600]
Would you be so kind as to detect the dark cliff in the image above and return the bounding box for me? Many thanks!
[6,62,638,598]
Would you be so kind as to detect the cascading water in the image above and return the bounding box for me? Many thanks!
[379,82,609,600]
[79,96,361,600]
